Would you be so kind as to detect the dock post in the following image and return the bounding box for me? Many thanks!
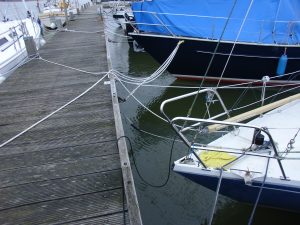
[55,19,63,29]
[69,11,75,21]
[24,36,37,57]
[62,0,68,24]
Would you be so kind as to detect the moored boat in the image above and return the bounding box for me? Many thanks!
[130,0,300,84]
[160,88,300,212]
[0,18,44,83]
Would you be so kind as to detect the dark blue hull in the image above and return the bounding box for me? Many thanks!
[176,171,300,212]
[131,33,300,83]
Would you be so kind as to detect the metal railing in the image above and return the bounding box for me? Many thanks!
[160,88,288,180]
[131,10,300,45]
[0,22,28,53]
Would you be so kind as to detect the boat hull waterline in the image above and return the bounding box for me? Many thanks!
[175,168,300,212]
[130,33,300,84]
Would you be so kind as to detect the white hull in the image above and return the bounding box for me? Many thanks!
[161,88,300,211]
[0,18,44,83]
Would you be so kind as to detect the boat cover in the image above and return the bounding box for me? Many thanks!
[132,0,300,44]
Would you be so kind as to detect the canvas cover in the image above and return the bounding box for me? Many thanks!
[132,0,300,44]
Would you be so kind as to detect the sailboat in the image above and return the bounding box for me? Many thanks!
[160,86,300,212]
[130,0,300,84]
[111,1,134,34]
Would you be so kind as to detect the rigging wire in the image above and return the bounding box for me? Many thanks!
[117,79,300,89]
[191,0,254,144]
[183,0,239,123]
[247,155,271,225]
[216,0,255,87]
[208,169,223,225]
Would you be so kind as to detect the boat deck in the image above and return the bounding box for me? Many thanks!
[0,5,141,225]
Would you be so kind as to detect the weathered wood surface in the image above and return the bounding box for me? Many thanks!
[0,5,134,225]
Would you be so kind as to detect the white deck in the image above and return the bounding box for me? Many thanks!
[176,99,300,182]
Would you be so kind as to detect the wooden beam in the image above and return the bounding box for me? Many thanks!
[207,93,300,132]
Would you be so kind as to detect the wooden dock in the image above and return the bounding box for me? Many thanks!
[0,5,142,225]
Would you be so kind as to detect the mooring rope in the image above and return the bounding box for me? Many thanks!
[113,40,184,100]
[114,74,168,123]
[122,114,183,142]
[38,56,108,75]
[58,28,102,34]
[0,72,110,148]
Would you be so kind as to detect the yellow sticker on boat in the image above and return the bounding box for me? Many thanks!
[200,151,237,168]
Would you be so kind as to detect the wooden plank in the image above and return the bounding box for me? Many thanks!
[0,154,121,188]
[67,212,130,225]
[0,170,122,210]
[0,141,118,171]
[0,131,115,155]
[0,189,125,225]
[207,93,300,132]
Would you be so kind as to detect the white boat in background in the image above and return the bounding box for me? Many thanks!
[110,1,134,34]
[0,18,44,83]
[39,0,78,29]
[161,87,300,212]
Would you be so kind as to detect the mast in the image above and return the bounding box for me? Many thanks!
[62,0,68,24]
[36,0,41,13]
[22,0,29,11]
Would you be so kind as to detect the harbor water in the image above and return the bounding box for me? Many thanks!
[106,18,300,225]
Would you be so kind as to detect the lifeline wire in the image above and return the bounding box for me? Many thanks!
[0,72,110,148]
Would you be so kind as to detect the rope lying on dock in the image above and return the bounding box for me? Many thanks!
[58,28,102,34]
[38,56,108,75]
[0,71,110,148]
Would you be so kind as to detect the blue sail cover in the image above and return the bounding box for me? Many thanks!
[132,0,300,44]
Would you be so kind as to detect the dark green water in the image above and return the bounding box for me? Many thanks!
[106,24,300,225]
